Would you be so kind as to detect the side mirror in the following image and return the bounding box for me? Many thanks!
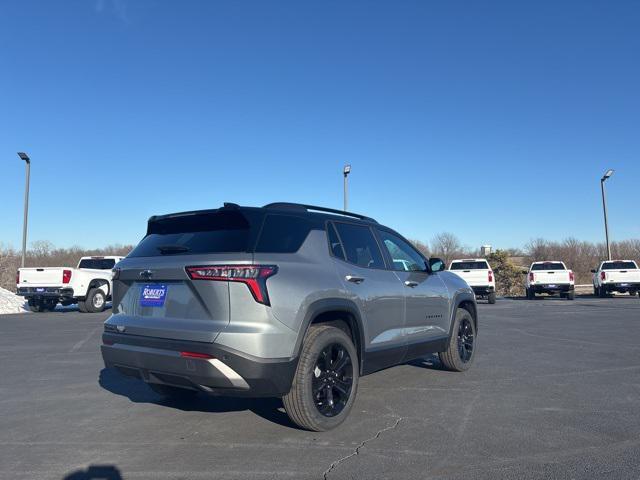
[590,269,596,273]
[521,270,529,275]
[429,258,445,273]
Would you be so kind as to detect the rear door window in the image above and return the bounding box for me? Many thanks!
[602,261,637,270]
[78,258,116,270]
[450,261,489,270]
[333,223,385,269]
[327,223,346,260]
[531,262,565,271]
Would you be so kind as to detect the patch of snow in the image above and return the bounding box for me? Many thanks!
[0,287,29,314]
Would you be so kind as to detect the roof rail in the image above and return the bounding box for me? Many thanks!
[262,202,378,223]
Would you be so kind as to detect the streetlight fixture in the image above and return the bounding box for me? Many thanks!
[600,169,614,261]
[17,152,31,268]
[343,164,351,211]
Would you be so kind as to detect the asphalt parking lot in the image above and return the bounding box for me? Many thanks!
[1,296,640,480]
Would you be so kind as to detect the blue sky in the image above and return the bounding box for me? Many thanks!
[1,0,638,251]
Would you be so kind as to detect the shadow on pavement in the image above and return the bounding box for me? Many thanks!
[63,465,123,479]
[98,368,296,428]
[406,354,445,371]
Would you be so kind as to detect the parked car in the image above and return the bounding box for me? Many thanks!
[17,256,123,312]
[101,202,478,431]
[448,259,496,304]
[524,261,575,300]
[591,260,640,297]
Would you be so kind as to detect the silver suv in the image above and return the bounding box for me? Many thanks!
[101,203,477,431]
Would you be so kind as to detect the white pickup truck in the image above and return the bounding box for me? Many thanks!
[16,256,123,313]
[591,260,640,297]
[524,261,575,300]
[449,259,496,304]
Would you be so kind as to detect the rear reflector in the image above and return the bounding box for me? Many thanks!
[62,269,72,284]
[180,351,215,359]
[185,265,278,305]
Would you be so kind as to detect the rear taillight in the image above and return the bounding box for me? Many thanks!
[112,268,121,281]
[569,271,574,282]
[488,270,493,282]
[529,272,534,282]
[600,271,606,281]
[186,265,278,305]
[62,269,72,284]
[16,270,20,285]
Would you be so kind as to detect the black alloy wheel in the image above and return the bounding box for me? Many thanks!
[312,343,353,417]
[457,317,475,363]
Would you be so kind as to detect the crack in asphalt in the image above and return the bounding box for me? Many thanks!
[322,416,402,479]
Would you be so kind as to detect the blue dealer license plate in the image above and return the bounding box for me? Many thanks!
[140,284,167,307]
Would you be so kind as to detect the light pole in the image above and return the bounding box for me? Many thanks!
[18,152,31,268]
[600,169,614,261]
[343,164,351,211]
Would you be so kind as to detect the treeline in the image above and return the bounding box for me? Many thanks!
[1,236,639,294]
[411,234,640,287]
[0,241,132,292]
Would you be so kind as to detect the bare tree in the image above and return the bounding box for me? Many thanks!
[409,239,430,257]
[430,232,463,267]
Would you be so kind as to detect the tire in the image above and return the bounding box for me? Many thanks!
[28,300,45,313]
[85,288,106,313]
[149,383,198,399]
[598,286,607,298]
[43,299,57,311]
[487,292,496,304]
[526,288,535,300]
[567,291,575,300]
[283,324,359,431]
[77,300,88,313]
[439,308,477,372]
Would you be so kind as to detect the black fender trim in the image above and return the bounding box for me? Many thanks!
[448,289,478,338]
[293,298,366,374]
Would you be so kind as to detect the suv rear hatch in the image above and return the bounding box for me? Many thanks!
[107,208,263,343]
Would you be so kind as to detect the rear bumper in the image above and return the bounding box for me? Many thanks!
[532,284,573,293]
[602,282,640,292]
[17,287,74,299]
[101,332,297,397]
[471,285,494,296]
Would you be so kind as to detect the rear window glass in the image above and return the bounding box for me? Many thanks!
[602,261,637,270]
[78,258,116,270]
[334,223,385,269]
[327,223,345,260]
[129,211,253,257]
[255,215,314,253]
[450,261,489,270]
[531,262,565,271]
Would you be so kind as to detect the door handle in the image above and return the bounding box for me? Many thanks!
[404,280,419,288]
[345,275,365,284]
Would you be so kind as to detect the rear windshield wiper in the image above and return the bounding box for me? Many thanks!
[156,244,190,255]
